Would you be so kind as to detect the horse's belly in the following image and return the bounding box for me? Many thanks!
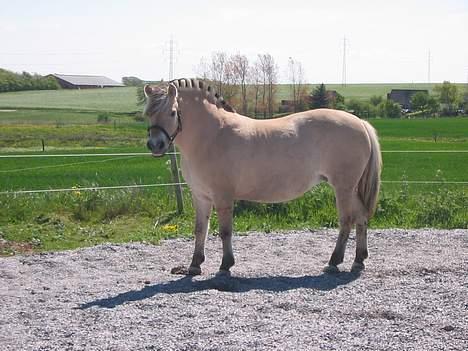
[236,173,321,203]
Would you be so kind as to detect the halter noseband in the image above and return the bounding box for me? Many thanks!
[147,110,182,149]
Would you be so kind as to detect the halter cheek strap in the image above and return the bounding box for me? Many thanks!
[147,110,182,148]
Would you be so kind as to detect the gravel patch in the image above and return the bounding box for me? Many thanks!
[1,229,467,350]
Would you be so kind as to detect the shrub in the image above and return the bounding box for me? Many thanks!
[378,100,401,118]
[97,112,110,123]
[134,112,145,122]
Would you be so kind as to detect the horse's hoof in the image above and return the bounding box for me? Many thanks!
[170,265,189,275]
[215,270,231,278]
[323,265,340,274]
[188,266,202,276]
[351,262,365,273]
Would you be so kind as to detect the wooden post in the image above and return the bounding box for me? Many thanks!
[168,144,184,214]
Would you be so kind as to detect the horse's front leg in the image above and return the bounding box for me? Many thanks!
[178,196,212,276]
[215,201,235,275]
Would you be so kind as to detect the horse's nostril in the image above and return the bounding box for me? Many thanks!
[157,140,165,150]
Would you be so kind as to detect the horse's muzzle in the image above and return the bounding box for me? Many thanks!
[147,137,168,157]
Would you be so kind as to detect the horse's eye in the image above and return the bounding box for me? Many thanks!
[171,111,177,117]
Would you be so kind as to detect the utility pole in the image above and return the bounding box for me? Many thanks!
[427,50,431,84]
[169,37,174,83]
[342,37,347,87]
[167,36,184,214]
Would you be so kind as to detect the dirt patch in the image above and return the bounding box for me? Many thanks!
[0,229,467,350]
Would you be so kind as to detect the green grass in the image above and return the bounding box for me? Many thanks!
[0,87,467,254]
[0,87,138,112]
[369,117,468,141]
[0,123,146,151]
[276,83,466,101]
[0,109,140,126]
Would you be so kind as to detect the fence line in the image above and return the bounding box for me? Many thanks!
[0,182,188,195]
[0,152,178,158]
[382,150,468,153]
[381,180,468,184]
[0,150,468,159]
[1,180,466,196]
[0,155,139,173]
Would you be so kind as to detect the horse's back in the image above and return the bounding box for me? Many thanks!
[215,109,373,202]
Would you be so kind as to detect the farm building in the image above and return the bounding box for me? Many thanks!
[387,89,428,110]
[48,74,124,89]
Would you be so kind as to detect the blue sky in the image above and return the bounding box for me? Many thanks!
[1,0,467,83]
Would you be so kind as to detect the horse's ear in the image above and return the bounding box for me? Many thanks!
[168,83,178,98]
[144,84,153,98]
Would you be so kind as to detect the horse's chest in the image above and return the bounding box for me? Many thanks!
[180,160,216,197]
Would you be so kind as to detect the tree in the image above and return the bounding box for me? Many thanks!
[310,83,329,109]
[249,61,263,117]
[463,84,468,113]
[427,96,440,116]
[257,53,278,118]
[0,68,58,92]
[346,99,365,117]
[330,92,345,110]
[230,54,249,115]
[434,81,459,115]
[378,100,401,118]
[210,51,228,96]
[411,92,429,112]
[370,95,383,106]
[122,76,143,86]
[288,58,307,112]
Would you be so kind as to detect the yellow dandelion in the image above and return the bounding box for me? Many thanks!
[162,224,178,232]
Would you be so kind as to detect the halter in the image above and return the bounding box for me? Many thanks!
[147,110,182,149]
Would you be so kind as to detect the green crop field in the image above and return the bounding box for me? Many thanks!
[2,83,463,114]
[276,83,466,101]
[0,87,467,255]
[0,87,138,112]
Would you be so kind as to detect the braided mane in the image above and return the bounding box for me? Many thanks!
[170,78,236,113]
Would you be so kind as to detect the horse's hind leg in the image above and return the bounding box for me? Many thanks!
[215,200,235,276]
[187,196,212,275]
[324,188,354,273]
[351,198,369,272]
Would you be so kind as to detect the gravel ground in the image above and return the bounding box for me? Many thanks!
[1,229,467,351]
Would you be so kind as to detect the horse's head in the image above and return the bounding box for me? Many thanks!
[143,83,181,157]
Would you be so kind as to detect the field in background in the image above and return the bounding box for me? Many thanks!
[2,83,464,113]
[0,87,467,254]
[274,83,466,101]
[0,87,138,112]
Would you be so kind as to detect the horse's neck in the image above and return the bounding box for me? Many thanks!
[175,93,223,156]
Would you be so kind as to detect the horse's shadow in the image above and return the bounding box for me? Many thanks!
[78,271,360,309]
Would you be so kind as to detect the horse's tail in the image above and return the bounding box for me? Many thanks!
[358,121,382,219]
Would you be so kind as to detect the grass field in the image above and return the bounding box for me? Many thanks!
[1,83,464,114]
[275,83,467,101]
[0,87,138,112]
[0,87,467,255]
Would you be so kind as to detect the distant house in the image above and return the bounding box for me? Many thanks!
[387,89,428,110]
[48,74,124,89]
